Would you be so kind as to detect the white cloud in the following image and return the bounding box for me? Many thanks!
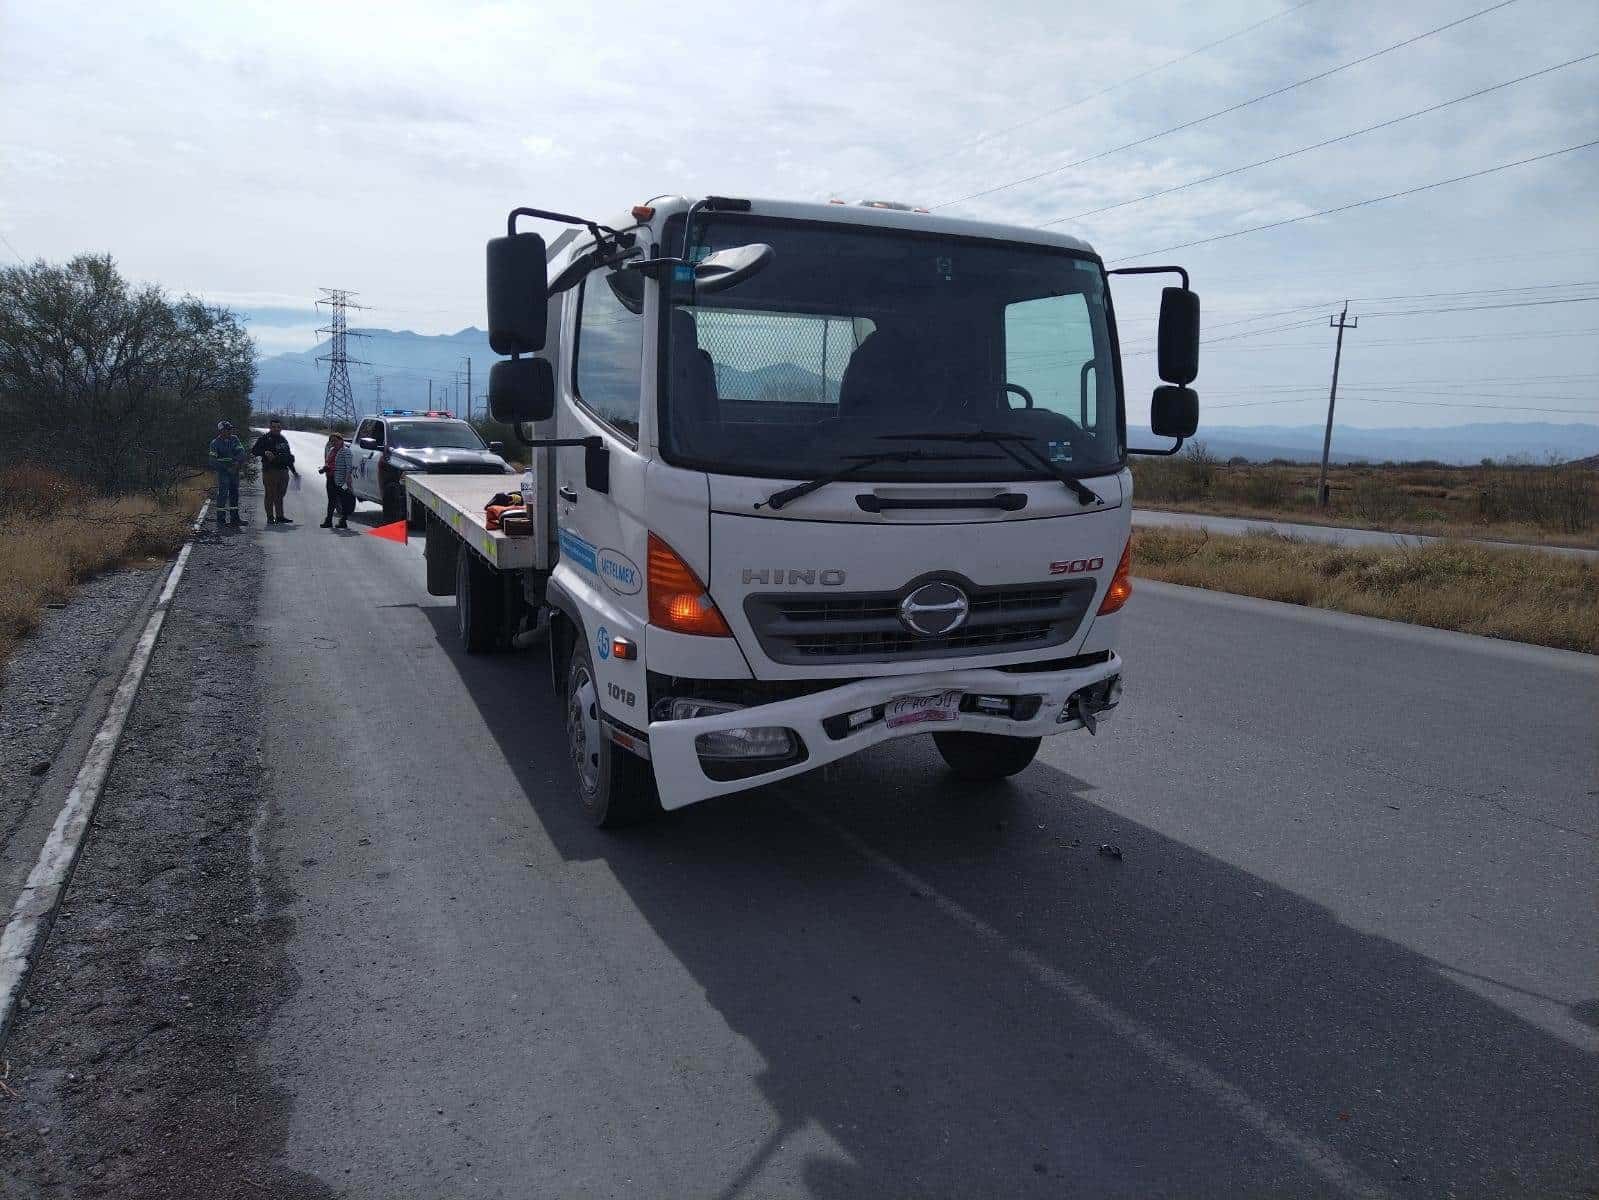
[2,0,1595,429]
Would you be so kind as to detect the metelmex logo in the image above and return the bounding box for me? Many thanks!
[598,549,642,595]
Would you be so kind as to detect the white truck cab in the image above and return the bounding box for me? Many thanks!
[350,409,511,525]
[410,195,1200,826]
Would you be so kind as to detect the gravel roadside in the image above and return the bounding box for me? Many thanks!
[0,511,332,1198]
[0,568,164,848]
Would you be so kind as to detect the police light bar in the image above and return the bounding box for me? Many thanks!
[380,408,418,416]
[423,410,454,418]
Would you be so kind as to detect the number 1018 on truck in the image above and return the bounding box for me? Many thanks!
[405,195,1201,826]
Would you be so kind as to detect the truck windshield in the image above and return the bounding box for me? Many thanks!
[660,215,1122,481]
[389,421,485,450]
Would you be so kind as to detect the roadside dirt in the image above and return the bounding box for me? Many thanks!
[0,516,332,1199]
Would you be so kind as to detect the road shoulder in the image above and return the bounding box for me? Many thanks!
[0,512,331,1198]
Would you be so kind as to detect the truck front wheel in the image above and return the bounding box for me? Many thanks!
[455,546,503,653]
[933,731,1042,780]
[566,642,658,828]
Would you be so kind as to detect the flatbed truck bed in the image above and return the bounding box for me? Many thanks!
[406,472,539,572]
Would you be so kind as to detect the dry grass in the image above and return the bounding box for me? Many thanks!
[0,465,206,667]
[1132,454,1599,550]
[1132,527,1599,654]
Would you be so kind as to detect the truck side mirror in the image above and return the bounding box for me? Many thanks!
[489,357,554,424]
[1151,385,1199,439]
[1157,287,1200,386]
[356,435,379,451]
[487,232,548,355]
[487,441,505,456]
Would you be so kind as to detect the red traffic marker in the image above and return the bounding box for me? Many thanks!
[367,519,408,545]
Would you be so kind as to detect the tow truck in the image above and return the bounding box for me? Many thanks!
[406,195,1200,825]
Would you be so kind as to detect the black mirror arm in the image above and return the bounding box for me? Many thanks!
[508,206,616,244]
[1127,438,1187,457]
[1107,264,1190,290]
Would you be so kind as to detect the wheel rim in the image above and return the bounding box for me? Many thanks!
[567,664,601,795]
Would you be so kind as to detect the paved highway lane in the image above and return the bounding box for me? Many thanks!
[253,433,1596,1197]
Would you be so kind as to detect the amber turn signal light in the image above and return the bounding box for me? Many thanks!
[1097,538,1133,615]
[648,533,732,637]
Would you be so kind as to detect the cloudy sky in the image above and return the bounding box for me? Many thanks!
[3,0,1597,430]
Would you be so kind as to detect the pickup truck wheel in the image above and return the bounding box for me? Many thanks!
[566,642,658,828]
[933,731,1042,780]
[382,485,406,524]
[455,545,503,653]
[408,497,428,531]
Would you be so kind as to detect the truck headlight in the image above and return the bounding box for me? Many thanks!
[655,697,802,769]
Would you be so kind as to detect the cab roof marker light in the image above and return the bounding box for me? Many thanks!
[631,205,655,221]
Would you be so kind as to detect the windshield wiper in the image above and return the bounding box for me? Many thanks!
[755,450,1003,511]
[877,431,1105,506]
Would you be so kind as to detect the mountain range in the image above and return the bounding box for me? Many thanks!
[252,327,1598,465]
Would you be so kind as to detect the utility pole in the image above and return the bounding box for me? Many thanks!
[427,379,433,408]
[315,288,370,428]
[459,355,473,421]
[1317,301,1357,507]
[374,376,385,407]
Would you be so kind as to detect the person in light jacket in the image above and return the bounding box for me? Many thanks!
[318,432,355,529]
[207,420,248,528]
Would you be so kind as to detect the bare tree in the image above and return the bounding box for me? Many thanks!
[0,254,256,492]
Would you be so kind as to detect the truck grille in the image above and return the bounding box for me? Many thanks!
[744,579,1097,665]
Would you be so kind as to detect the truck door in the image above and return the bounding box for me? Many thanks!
[353,418,384,501]
[555,261,651,721]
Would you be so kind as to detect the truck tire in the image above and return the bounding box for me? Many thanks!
[455,545,503,653]
[424,517,458,597]
[566,640,658,828]
[932,731,1042,780]
[408,496,428,531]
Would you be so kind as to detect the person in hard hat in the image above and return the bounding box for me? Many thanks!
[207,420,248,528]
[250,416,299,524]
[318,432,355,529]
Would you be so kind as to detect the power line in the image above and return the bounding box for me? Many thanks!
[0,230,24,264]
[931,0,1519,210]
[1169,326,1599,351]
[1112,137,1599,260]
[1047,51,1599,225]
[842,0,1323,196]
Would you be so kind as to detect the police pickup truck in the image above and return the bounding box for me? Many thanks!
[350,409,512,526]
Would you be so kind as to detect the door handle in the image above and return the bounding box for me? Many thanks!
[558,485,579,503]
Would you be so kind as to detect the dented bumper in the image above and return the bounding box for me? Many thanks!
[647,654,1122,809]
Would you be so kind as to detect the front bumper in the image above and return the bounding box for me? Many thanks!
[647,654,1122,809]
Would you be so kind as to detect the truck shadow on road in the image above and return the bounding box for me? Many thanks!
[420,609,1597,1199]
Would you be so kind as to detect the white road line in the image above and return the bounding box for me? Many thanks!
[0,500,210,1042]
[793,800,1391,1200]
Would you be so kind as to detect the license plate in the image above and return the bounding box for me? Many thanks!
[884,689,962,729]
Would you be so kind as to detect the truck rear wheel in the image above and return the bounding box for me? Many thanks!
[566,641,658,828]
[408,496,428,531]
[933,731,1042,780]
[382,484,406,524]
[455,545,503,653]
[425,517,458,597]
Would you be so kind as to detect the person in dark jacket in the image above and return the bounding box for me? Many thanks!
[250,417,300,524]
[318,432,355,529]
[207,420,248,528]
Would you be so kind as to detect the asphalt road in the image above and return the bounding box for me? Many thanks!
[1134,507,1599,560]
[251,432,1596,1198]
